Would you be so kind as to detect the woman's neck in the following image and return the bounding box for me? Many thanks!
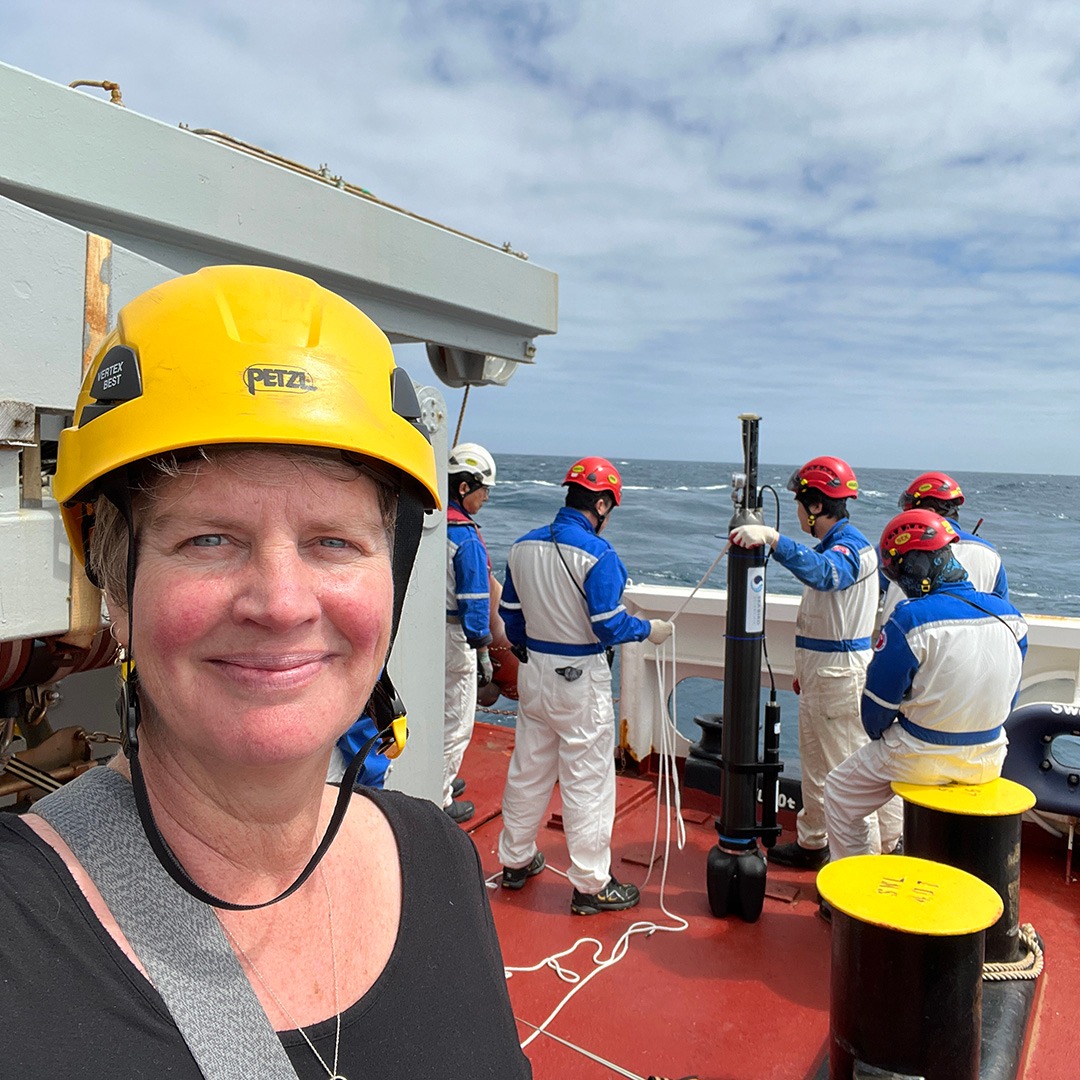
[110,738,333,905]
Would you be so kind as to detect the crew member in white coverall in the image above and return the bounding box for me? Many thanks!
[497,457,674,914]
[729,456,903,868]
[443,443,498,825]
[879,470,1010,626]
[825,508,1027,863]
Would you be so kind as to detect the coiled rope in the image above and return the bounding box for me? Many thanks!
[983,923,1044,981]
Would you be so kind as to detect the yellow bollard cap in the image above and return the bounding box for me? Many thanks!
[891,777,1036,817]
[817,855,1002,936]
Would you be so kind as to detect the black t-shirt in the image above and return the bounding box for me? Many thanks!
[0,788,531,1078]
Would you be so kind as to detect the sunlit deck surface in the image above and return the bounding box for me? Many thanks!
[458,722,1078,1080]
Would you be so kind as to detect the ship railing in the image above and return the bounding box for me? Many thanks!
[621,582,1080,765]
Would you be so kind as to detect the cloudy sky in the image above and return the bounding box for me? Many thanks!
[5,1,1080,473]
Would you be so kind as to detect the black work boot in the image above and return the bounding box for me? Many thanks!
[444,798,475,825]
[570,877,640,915]
[768,841,830,870]
[501,851,545,890]
[451,776,466,798]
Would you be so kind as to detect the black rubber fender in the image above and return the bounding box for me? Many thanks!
[1002,702,1080,816]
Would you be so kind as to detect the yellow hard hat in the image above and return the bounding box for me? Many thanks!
[55,265,440,563]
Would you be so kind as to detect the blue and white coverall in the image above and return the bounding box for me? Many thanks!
[825,578,1027,859]
[772,520,903,852]
[444,501,492,808]
[880,526,1009,625]
[498,507,653,893]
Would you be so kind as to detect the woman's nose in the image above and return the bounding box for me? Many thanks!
[232,543,321,629]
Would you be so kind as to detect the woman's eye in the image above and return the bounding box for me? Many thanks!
[189,534,227,547]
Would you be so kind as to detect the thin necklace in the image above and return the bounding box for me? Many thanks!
[221,871,346,1080]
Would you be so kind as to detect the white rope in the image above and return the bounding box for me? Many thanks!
[983,923,1044,981]
[668,543,730,623]
[642,626,687,879]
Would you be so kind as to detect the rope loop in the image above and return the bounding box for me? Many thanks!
[983,923,1044,981]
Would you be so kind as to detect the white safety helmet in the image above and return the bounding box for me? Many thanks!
[449,442,497,488]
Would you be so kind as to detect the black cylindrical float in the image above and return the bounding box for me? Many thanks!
[894,778,1035,963]
[718,414,765,838]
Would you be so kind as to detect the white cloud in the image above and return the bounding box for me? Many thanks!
[5,0,1080,471]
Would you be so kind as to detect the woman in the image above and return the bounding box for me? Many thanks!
[0,266,531,1078]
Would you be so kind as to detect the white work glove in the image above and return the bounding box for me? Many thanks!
[476,647,494,688]
[648,619,675,644]
[729,524,779,549]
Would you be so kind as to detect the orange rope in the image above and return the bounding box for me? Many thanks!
[68,80,125,106]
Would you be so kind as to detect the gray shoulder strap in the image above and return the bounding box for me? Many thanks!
[35,767,298,1080]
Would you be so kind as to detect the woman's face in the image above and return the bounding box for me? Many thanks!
[107,454,393,770]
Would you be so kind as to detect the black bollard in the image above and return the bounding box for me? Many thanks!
[893,779,1035,963]
[818,854,1002,1080]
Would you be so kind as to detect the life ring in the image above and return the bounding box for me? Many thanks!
[1002,701,1080,816]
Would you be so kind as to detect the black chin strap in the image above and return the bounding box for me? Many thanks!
[120,484,427,911]
[591,495,613,533]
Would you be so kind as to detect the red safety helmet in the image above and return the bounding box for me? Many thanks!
[562,456,623,505]
[879,509,958,581]
[787,456,859,500]
[898,471,964,511]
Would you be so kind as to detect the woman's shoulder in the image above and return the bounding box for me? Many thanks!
[0,813,60,880]
[0,815,31,875]
[359,787,472,847]
[353,787,483,890]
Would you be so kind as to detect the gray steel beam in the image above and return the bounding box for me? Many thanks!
[0,63,558,364]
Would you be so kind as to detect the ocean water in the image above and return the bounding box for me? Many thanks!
[477,454,1080,775]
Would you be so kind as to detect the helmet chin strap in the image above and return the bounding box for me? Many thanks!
[118,474,426,910]
[592,495,613,533]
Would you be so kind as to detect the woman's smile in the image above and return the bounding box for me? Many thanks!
[205,651,336,692]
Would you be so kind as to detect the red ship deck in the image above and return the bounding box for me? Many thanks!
[459,722,1079,1080]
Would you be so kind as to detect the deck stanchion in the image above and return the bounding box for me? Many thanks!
[817,854,1002,1080]
[892,778,1035,963]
